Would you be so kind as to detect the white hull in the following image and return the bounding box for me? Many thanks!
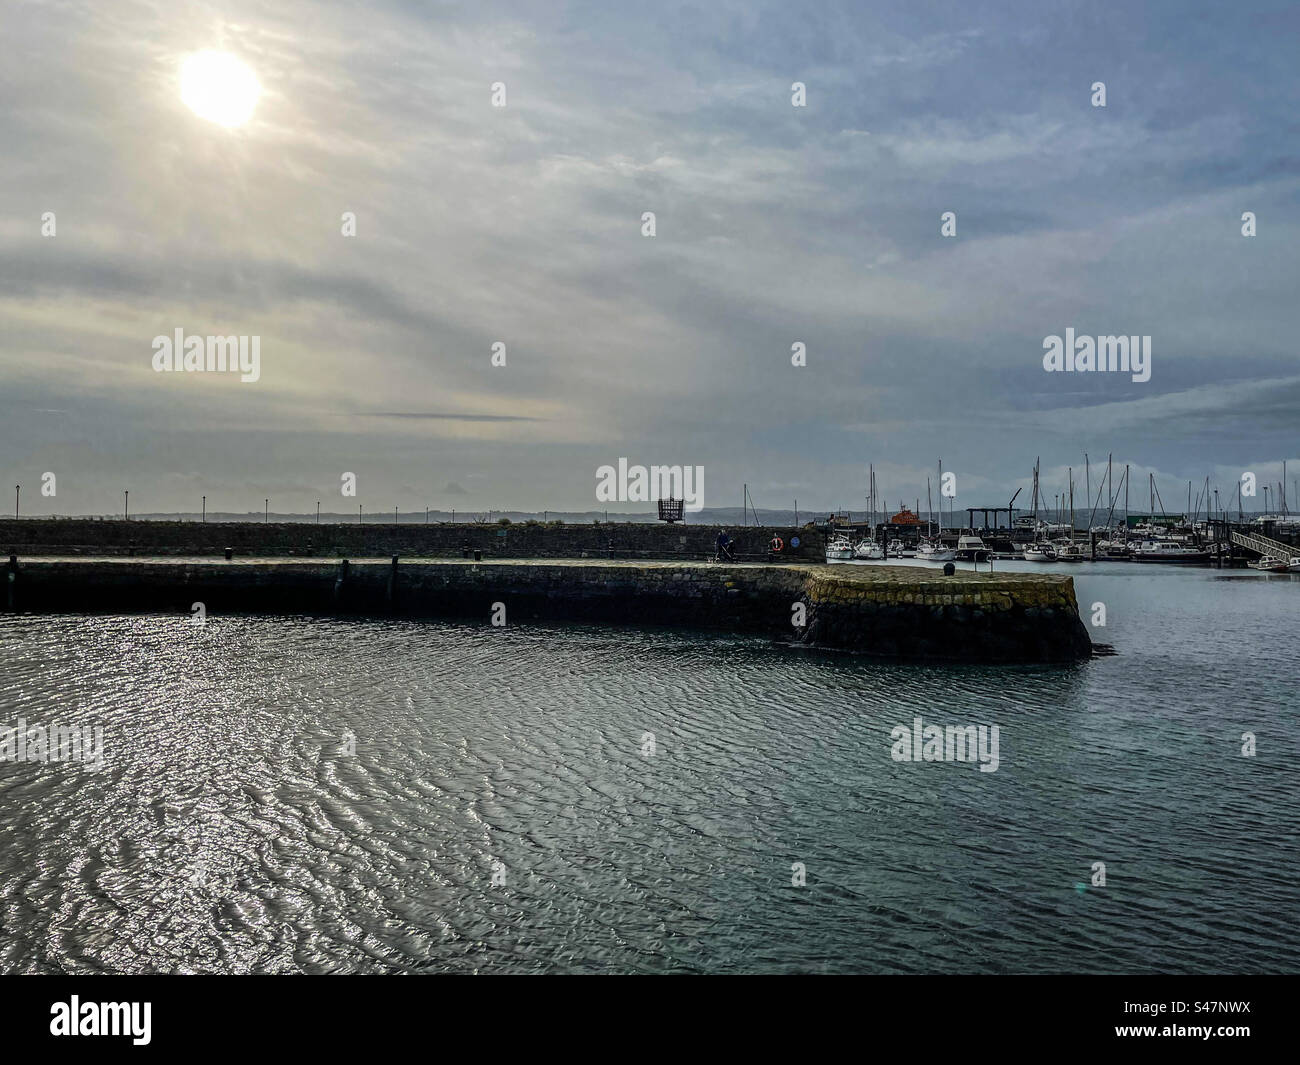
[854,540,885,560]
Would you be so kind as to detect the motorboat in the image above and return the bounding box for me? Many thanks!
[1288,557,1300,573]
[1247,556,1289,572]
[854,538,885,560]
[915,539,956,562]
[825,534,854,561]
[954,535,989,562]
[1128,539,1211,564]
[1022,542,1057,562]
[886,538,911,558]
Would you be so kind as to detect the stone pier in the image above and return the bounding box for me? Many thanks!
[3,557,1093,663]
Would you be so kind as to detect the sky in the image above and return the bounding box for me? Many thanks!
[3,0,1298,519]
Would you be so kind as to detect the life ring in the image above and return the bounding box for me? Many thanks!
[770,536,784,552]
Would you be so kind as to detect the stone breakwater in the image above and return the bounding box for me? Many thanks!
[4,557,1093,663]
[0,518,822,562]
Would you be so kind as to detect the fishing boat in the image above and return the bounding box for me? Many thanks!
[1247,556,1289,572]
[825,534,854,561]
[854,538,885,560]
[1128,539,1211,564]
[1022,542,1057,562]
[915,539,956,562]
[954,534,989,562]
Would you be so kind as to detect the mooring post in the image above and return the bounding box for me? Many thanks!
[387,555,398,608]
[335,558,349,606]
[5,554,17,611]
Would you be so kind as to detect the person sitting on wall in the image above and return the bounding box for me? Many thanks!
[715,530,736,562]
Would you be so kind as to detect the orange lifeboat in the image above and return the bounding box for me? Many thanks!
[888,506,922,525]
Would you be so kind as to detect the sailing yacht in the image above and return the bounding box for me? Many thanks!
[1055,541,1090,562]
[915,539,955,561]
[1022,542,1057,562]
[854,538,885,560]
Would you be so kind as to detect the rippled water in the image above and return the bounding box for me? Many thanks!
[1,562,1297,973]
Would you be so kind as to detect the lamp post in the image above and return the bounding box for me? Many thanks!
[14,485,18,519]
[202,495,206,523]
[316,501,320,524]
[264,498,269,524]
[358,504,362,525]
[124,490,129,521]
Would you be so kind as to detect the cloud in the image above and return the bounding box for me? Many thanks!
[1,0,1297,513]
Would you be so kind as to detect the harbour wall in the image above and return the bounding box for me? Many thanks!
[2,557,1094,663]
[0,519,823,562]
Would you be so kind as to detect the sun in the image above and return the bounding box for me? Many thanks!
[180,51,260,127]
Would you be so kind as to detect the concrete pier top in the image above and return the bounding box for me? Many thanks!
[4,556,1093,663]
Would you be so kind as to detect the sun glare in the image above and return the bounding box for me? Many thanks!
[180,51,260,127]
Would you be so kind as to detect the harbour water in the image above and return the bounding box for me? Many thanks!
[1,562,1297,973]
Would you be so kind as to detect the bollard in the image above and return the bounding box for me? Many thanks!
[334,558,349,606]
[943,562,955,576]
[473,549,482,562]
[224,547,233,560]
[387,556,398,607]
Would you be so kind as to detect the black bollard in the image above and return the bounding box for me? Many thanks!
[224,547,233,560]
[943,562,955,576]
[473,549,482,562]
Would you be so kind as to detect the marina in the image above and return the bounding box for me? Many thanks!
[818,456,1300,574]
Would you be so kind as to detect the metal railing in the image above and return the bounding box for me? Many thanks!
[1228,530,1297,559]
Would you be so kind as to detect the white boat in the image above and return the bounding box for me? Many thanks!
[1128,539,1211,564]
[1247,556,1289,572]
[914,539,955,562]
[825,534,854,561]
[1055,541,1090,562]
[886,538,910,558]
[954,535,989,562]
[1096,539,1131,559]
[854,538,885,560]
[1288,557,1300,573]
[1022,542,1057,562]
